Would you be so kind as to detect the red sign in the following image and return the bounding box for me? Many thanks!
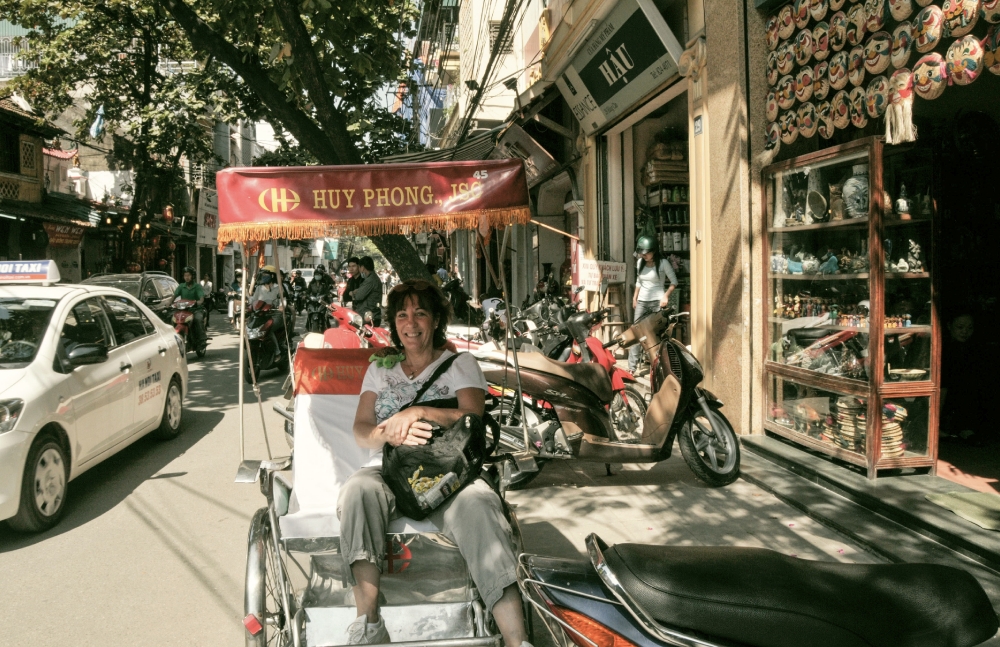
[215,159,530,249]
[293,348,373,396]
[42,223,86,247]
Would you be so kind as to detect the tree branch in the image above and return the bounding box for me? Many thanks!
[161,0,343,165]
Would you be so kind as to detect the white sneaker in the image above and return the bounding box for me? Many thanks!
[347,614,391,645]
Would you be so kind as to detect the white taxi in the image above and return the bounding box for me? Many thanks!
[0,261,188,532]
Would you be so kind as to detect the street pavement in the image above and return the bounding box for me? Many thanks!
[1,316,882,646]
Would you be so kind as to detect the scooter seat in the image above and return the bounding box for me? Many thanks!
[514,352,613,403]
[602,542,998,647]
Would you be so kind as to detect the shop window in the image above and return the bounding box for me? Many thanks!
[0,130,19,174]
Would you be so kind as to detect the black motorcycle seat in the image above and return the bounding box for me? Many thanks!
[514,352,613,403]
[603,543,998,647]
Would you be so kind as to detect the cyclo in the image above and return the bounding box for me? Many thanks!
[217,160,535,647]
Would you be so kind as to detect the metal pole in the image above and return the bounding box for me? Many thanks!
[238,244,248,462]
[497,225,533,455]
[272,238,295,390]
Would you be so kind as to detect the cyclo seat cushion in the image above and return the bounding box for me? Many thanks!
[603,543,998,647]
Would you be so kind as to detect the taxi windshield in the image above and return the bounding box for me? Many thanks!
[0,298,57,368]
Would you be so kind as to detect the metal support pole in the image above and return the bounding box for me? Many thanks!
[497,225,533,455]
[272,237,296,391]
[238,244,249,462]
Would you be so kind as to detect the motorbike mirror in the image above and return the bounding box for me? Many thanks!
[574,285,585,294]
[364,312,374,325]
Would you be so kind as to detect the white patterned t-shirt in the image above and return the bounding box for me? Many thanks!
[359,350,488,466]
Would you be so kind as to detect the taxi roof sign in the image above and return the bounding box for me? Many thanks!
[0,260,61,285]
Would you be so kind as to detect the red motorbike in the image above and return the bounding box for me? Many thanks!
[172,299,207,358]
[318,304,392,349]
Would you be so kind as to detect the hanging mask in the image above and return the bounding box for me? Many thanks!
[912,52,949,99]
[848,45,867,86]
[850,86,869,127]
[796,29,815,66]
[941,0,979,36]
[889,0,914,20]
[797,66,816,101]
[946,34,984,84]
[830,11,850,50]
[892,22,915,69]
[913,5,944,53]
[831,89,852,128]
[983,0,1000,24]
[794,0,813,28]
[766,15,782,50]
[813,22,832,60]
[865,0,887,31]
[985,26,1000,75]
[779,110,800,144]
[814,61,832,98]
[865,75,890,117]
[811,0,831,20]
[847,4,869,46]
[798,101,819,137]
[817,100,837,138]
[778,5,797,39]
[865,31,892,74]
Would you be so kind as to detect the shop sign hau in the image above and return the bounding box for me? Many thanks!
[556,0,683,135]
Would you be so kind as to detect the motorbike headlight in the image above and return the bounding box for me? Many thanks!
[349,313,363,328]
[247,327,264,340]
[0,399,24,434]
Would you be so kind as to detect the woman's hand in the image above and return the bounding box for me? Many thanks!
[379,407,434,447]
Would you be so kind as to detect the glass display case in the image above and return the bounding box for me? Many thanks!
[761,137,939,479]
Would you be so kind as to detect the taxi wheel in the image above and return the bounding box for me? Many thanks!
[8,434,68,533]
[154,379,184,440]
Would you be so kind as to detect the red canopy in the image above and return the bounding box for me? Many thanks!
[215,158,530,249]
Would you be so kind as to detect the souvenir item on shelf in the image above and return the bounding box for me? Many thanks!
[817,100,837,138]
[895,257,910,272]
[847,3,869,45]
[767,15,781,50]
[946,35,984,84]
[890,0,914,20]
[941,0,979,36]
[892,22,915,68]
[770,250,788,272]
[779,4,797,38]
[795,0,813,28]
[848,45,867,85]
[767,90,780,121]
[799,101,819,137]
[832,0,847,10]
[778,74,797,108]
[849,86,869,127]
[984,0,1000,23]
[814,61,833,97]
[820,251,840,273]
[768,50,780,85]
[865,31,892,73]
[986,26,1000,75]
[813,22,832,60]
[829,181,846,219]
[886,68,917,143]
[830,11,850,51]
[808,190,830,221]
[778,41,797,74]
[801,254,821,273]
[842,163,870,218]
[895,182,913,217]
[913,52,949,99]
[831,89,852,128]
[830,49,851,88]
[812,0,832,20]
[913,5,944,53]
[865,0,887,31]
[907,239,925,270]
[779,110,800,144]
[866,75,890,117]
[796,29,815,66]
[796,66,816,101]
[915,0,934,6]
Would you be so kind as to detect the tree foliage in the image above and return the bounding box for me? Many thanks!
[0,0,250,217]
[161,0,430,278]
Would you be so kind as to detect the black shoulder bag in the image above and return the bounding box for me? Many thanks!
[379,354,499,520]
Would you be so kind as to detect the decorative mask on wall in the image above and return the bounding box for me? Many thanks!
[865,31,892,73]
[832,89,852,128]
[847,4,869,45]
[766,15,781,50]
[985,26,1000,75]
[778,74,798,108]
[912,52,949,99]
[795,0,813,28]
[779,5,796,39]
[797,66,816,101]
[941,0,978,36]
[849,86,869,127]
[812,0,832,21]
[865,0,887,31]
[796,28,816,65]
[814,61,832,97]
[892,22,915,68]
[813,21,832,60]
[766,89,780,121]
[830,11,850,49]
[848,45,867,85]
[866,75,890,117]
[798,101,819,137]
[889,0,914,21]
[913,5,944,53]
[779,110,800,144]
[945,34,984,84]
[830,49,852,88]
[983,0,1000,23]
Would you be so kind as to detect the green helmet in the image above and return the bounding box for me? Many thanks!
[635,235,658,254]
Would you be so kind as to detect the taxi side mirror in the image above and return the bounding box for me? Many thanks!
[67,343,108,366]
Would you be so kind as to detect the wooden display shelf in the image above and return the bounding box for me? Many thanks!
[886,272,929,279]
[768,319,931,334]
[769,272,868,280]
[884,217,932,227]
[767,217,869,233]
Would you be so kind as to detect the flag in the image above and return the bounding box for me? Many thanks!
[89,106,105,139]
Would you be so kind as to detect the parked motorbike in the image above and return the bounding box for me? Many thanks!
[328,303,392,348]
[171,299,207,359]
[227,290,243,327]
[243,300,291,382]
[441,277,483,326]
[521,533,998,647]
[480,307,740,489]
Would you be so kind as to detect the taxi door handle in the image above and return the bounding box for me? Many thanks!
[120,362,132,373]
[157,346,167,355]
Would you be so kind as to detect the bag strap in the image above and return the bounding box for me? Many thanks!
[400,352,461,410]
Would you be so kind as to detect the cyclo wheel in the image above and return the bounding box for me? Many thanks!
[245,508,292,647]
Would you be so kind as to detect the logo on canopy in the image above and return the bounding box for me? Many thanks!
[258,187,301,213]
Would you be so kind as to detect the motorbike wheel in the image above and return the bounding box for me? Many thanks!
[610,386,647,443]
[244,359,260,384]
[678,406,741,487]
[245,508,293,647]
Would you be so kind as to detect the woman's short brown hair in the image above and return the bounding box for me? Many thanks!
[386,279,452,348]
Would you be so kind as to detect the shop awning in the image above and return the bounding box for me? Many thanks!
[0,193,100,228]
[215,158,531,248]
[382,126,505,163]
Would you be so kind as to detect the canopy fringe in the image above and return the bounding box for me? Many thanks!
[216,206,530,250]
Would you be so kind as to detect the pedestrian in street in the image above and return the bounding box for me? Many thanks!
[629,235,678,375]
[351,256,382,326]
[344,257,363,306]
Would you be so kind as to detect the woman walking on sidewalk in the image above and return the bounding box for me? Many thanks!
[629,235,678,375]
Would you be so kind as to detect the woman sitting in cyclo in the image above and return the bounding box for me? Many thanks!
[339,279,531,647]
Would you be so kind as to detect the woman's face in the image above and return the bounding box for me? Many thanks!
[395,294,438,352]
[641,250,654,263]
[949,315,974,342]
